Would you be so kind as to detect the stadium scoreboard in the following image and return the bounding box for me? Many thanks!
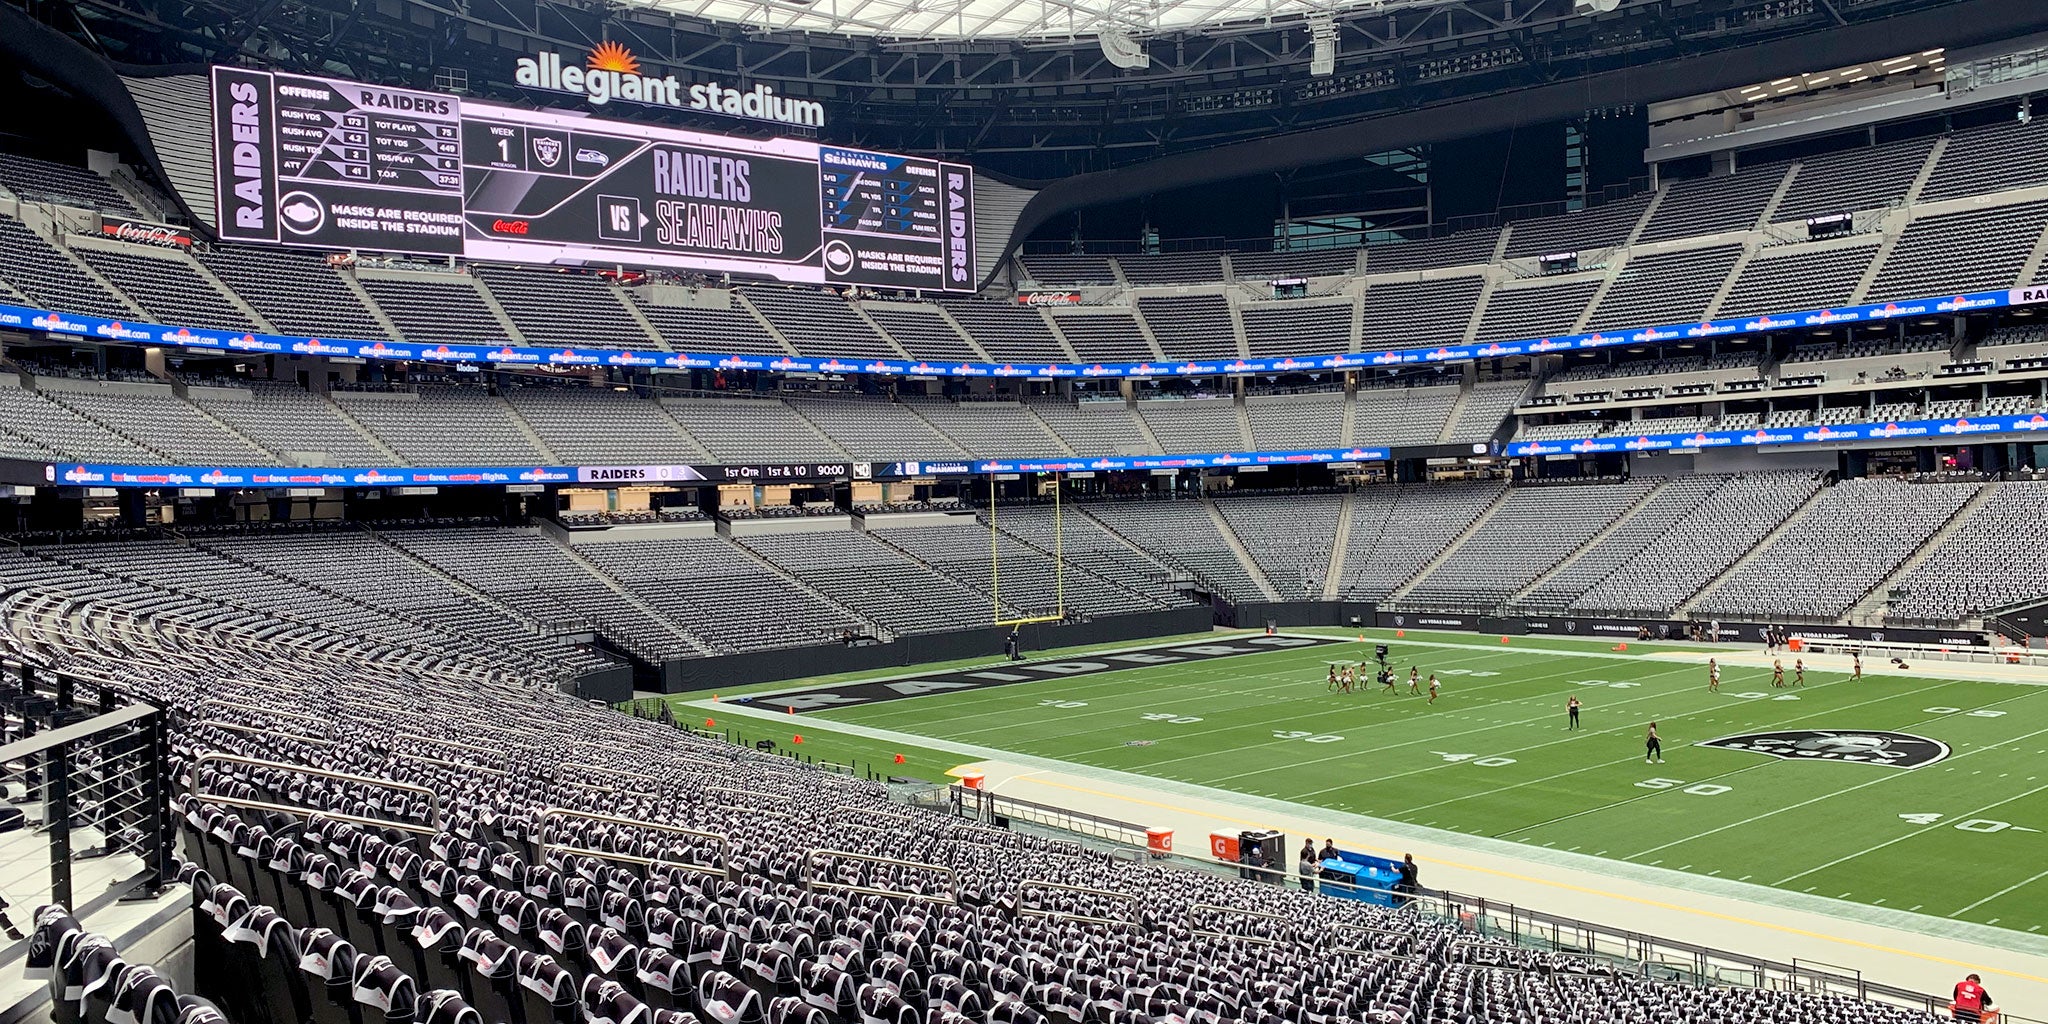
[212,66,976,292]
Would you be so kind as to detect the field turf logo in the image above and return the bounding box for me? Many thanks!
[1699,730,1948,768]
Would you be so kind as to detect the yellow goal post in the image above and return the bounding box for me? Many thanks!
[988,470,1064,628]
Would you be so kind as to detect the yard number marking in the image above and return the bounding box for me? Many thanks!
[1275,730,1344,744]
[1898,812,2040,834]
[1636,778,1731,795]
[1432,751,1517,766]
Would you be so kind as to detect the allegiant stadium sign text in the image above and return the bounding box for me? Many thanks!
[513,51,825,129]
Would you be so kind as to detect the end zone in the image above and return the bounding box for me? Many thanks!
[762,632,1355,711]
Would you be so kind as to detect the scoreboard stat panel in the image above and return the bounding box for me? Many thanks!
[212,66,977,291]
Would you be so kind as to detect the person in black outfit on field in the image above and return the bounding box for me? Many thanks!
[1396,854,1419,908]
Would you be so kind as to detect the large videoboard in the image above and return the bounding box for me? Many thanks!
[211,67,976,291]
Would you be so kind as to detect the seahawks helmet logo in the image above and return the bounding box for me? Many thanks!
[1698,730,1949,768]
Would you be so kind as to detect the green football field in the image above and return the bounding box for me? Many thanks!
[695,630,2048,936]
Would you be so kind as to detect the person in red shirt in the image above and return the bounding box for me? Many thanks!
[1953,973,1993,1022]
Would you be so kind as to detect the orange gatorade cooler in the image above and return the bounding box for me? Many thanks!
[1146,828,1174,855]
[959,772,985,790]
[1209,832,1240,862]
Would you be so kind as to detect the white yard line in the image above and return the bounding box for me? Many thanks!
[1951,865,2048,918]
[1772,774,2048,887]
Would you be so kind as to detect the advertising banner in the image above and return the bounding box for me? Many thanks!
[880,446,1394,477]
[97,216,192,248]
[1501,412,2048,458]
[48,463,575,489]
[10,281,2031,385]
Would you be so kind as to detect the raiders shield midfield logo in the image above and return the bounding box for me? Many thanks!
[532,135,564,168]
[1697,730,1949,768]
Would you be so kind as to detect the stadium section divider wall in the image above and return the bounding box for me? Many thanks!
[659,605,1213,692]
[571,662,637,703]
[1989,599,2048,645]
[1212,599,1378,629]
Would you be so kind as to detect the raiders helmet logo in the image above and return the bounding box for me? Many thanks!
[1697,730,1949,769]
[532,135,564,168]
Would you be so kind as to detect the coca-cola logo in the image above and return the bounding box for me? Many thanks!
[491,219,531,235]
[99,219,190,248]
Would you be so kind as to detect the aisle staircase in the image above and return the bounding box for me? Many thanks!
[1847,482,2002,624]
[1383,488,1512,605]
[1677,486,1831,616]
[1202,496,1280,600]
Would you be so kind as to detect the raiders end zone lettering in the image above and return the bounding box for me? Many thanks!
[768,634,1351,711]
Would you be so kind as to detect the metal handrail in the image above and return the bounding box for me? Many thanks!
[389,750,505,777]
[1330,944,1425,962]
[535,806,730,879]
[391,732,506,758]
[944,818,1029,849]
[964,788,1149,845]
[964,784,1965,1014]
[1449,940,1630,974]
[803,848,956,904]
[1325,921,1427,960]
[201,719,337,747]
[0,703,154,764]
[558,761,661,789]
[1017,879,1138,927]
[836,804,913,822]
[197,698,327,728]
[1189,902,1288,945]
[1428,887,1960,1011]
[1327,921,1417,956]
[1448,940,1535,974]
[189,751,441,831]
[187,794,438,836]
[539,842,727,878]
[704,785,788,809]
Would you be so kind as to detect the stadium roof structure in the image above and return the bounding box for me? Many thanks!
[615,0,1428,40]
[26,0,2048,183]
